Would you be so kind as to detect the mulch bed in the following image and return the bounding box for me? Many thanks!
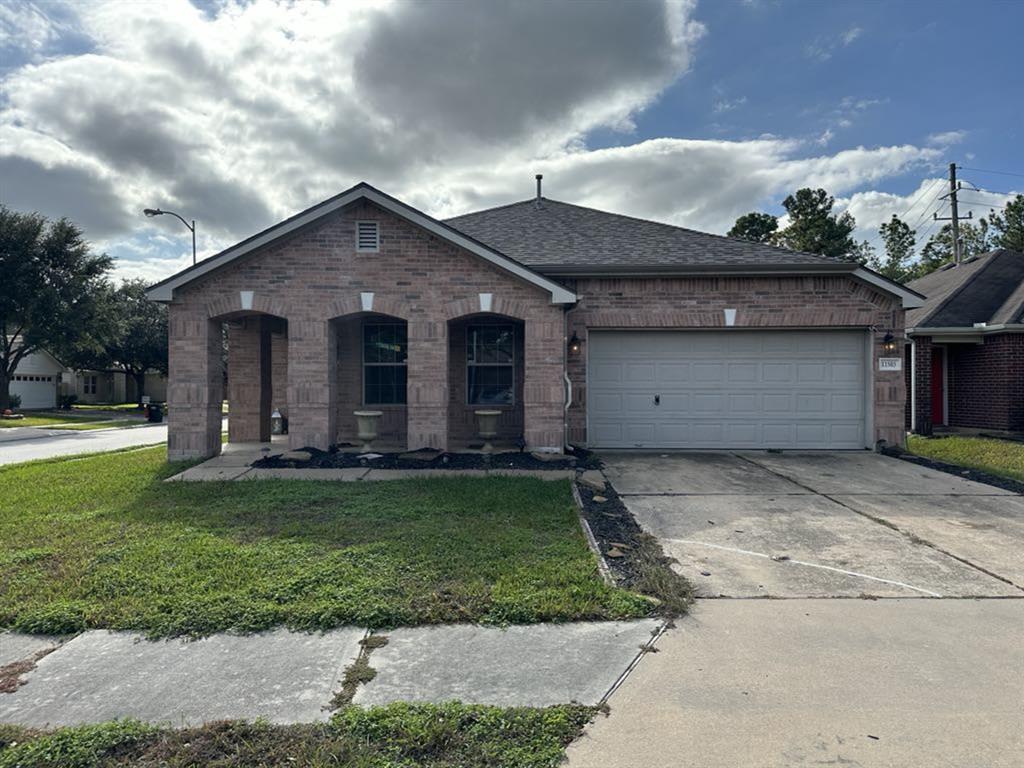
[575,482,646,585]
[884,448,1024,495]
[253,446,600,472]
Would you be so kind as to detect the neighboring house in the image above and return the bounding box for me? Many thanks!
[65,369,168,404]
[905,249,1024,434]
[146,182,922,460]
[8,346,63,409]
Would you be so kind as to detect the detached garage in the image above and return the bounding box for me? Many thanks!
[587,330,868,450]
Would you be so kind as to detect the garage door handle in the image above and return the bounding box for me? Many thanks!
[654,394,660,406]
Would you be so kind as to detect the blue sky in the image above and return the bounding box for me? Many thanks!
[0,0,1021,282]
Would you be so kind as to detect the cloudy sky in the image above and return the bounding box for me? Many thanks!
[1,0,1021,282]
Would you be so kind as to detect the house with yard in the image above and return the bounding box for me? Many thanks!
[6,343,64,410]
[64,369,168,405]
[146,181,923,460]
[906,248,1024,434]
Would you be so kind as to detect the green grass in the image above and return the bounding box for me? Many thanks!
[0,413,142,430]
[72,403,147,413]
[0,447,649,637]
[0,703,595,767]
[907,434,1024,483]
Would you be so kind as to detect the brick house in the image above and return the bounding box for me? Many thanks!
[905,248,1024,435]
[146,182,922,460]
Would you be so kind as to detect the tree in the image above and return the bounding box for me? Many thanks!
[988,194,1024,252]
[106,280,169,404]
[914,220,992,278]
[0,206,112,410]
[873,215,916,282]
[774,188,857,260]
[728,212,778,243]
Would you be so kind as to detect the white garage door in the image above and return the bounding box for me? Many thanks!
[11,374,59,410]
[588,330,867,449]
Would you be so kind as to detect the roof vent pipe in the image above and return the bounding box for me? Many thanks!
[535,174,543,206]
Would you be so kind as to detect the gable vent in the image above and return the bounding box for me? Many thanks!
[356,221,380,252]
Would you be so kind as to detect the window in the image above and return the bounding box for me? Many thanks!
[356,221,380,252]
[467,324,514,405]
[363,323,407,404]
[84,375,97,395]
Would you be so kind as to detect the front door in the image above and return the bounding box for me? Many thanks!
[930,347,945,425]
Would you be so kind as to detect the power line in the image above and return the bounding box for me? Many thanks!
[958,166,1024,180]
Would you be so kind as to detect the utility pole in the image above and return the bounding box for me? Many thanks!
[934,162,972,265]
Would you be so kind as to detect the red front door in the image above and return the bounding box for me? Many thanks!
[931,347,945,425]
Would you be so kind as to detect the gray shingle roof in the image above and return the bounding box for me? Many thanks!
[906,249,1024,328]
[444,198,845,271]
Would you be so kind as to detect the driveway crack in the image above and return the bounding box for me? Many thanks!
[733,453,1024,594]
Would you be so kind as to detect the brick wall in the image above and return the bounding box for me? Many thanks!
[564,275,907,448]
[910,337,933,435]
[447,316,525,445]
[946,333,1024,431]
[168,200,564,458]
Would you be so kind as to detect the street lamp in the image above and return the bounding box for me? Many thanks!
[144,208,196,265]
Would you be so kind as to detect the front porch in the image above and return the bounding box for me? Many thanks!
[168,298,565,461]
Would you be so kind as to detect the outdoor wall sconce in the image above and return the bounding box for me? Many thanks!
[882,332,898,354]
[568,331,582,355]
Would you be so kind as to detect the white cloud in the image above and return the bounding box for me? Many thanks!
[806,25,864,61]
[0,0,944,283]
[712,95,747,113]
[841,26,862,45]
[816,129,834,146]
[926,130,967,146]
[839,177,1019,247]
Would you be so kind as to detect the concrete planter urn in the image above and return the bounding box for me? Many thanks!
[354,410,384,451]
[474,409,501,452]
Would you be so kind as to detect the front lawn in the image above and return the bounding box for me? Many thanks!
[0,413,141,430]
[907,434,1024,483]
[0,703,594,768]
[0,448,649,637]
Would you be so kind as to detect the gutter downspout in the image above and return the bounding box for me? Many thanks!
[563,298,583,452]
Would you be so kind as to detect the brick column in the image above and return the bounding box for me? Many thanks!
[167,305,223,460]
[228,317,272,443]
[407,319,448,450]
[523,310,565,452]
[912,336,933,436]
[287,317,336,451]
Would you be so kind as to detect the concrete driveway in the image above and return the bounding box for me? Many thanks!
[567,451,1024,767]
[603,451,1024,598]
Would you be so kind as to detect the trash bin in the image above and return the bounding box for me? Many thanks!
[148,404,164,423]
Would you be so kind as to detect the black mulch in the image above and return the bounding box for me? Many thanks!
[252,445,601,471]
[575,483,646,586]
[883,447,1024,495]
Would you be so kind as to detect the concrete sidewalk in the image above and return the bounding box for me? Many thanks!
[0,620,661,728]
[567,600,1024,768]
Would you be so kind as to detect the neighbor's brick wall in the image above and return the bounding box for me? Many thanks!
[946,333,1024,431]
[564,275,907,448]
[911,337,933,435]
[167,200,563,458]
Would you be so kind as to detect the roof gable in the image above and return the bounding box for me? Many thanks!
[146,183,575,304]
[907,249,1024,328]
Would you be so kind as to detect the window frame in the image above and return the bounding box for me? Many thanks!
[466,323,516,406]
[355,220,380,253]
[361,321,407,406]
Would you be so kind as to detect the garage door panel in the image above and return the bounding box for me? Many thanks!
[588,330,867,449]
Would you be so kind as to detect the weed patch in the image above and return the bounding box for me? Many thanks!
[0,704,596,767]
